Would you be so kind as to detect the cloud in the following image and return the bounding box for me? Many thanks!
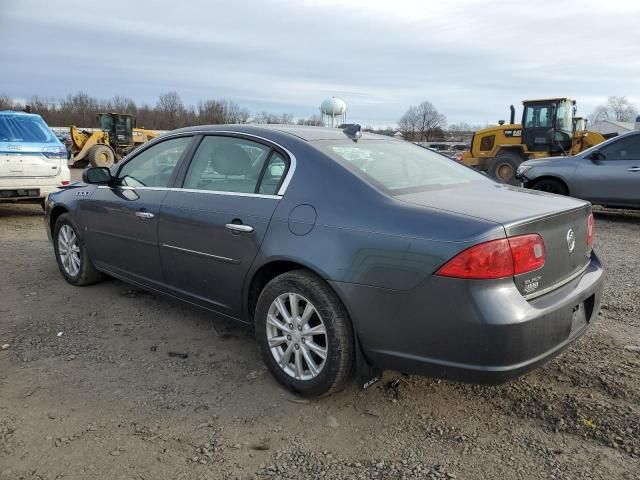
[1,0,639,126]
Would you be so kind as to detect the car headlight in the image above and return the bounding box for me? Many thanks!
[516,164,532,177]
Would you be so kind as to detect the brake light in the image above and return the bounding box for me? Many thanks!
[508,234,545,275]
[61,180,69,185]
[436,234,545,280]
[42,146,67,160]
[587,213,595,247]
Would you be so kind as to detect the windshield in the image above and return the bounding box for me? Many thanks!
[523,104,552,128]
[555,101,572,132]
[314,139,490,195]
[0,114,57,143]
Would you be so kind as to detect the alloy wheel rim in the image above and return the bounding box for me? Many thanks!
[58,225,81,277]
[497,163,514,181]
[266,293,328,381]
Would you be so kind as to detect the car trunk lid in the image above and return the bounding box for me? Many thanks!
[0,145,61,178]
[395,183,592,296]
[504,205,591,297]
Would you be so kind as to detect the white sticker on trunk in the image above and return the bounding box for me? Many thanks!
[523,275,542,294]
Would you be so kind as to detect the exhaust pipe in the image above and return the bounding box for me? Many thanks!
[509,105,515,125]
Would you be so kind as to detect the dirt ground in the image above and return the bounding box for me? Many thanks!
[1,178,639,479]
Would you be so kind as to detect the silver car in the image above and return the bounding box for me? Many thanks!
[517,131,640,210]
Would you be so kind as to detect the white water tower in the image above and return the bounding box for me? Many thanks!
[320,97,347,128]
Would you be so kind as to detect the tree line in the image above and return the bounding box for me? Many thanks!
[589,96,638,123]
[0,91,323,130]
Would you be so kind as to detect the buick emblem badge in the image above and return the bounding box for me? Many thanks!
[566,228,575,252]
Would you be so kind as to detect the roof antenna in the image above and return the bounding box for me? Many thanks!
[342,123,362,142]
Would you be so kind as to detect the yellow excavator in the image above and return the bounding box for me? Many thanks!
[460,98,609,184]
[69,113,159,168]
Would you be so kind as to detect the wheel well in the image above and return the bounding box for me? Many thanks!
[529,176,570,195]
[247,261,309,321]
[494,147,525,160]
[48,206,69,235]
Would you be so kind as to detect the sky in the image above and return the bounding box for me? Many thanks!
[1,0,639,127]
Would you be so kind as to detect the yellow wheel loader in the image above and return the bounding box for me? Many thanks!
[69,113,159,168]
[460,98,609,184]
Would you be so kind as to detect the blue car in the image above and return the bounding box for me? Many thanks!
[0,110,70,208]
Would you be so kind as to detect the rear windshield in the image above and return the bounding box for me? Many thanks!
[315,139,489,195]
[0,115,57,143]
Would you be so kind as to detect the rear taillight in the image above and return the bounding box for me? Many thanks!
[508,234,545,275]
[61,180,69,185]
[436,234,545,280]
[42,146,67,160]
[587,213,595,247]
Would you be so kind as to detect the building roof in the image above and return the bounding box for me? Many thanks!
[591,119,634,132]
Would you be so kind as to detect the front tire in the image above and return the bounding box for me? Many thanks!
[53,213,104,286]
[488,152,523,185]
[254,270,355,396]
[531,178,568,196]
[87,145,115,168]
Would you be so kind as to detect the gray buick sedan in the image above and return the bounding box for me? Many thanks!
[45,125,604,396]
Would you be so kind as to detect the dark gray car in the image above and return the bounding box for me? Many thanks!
[517,130,640,209]
[45,125,604,396]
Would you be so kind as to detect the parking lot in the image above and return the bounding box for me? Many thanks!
[1,170,639,479]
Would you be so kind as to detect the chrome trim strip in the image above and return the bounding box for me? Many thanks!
[112,129,297,197]
[98,185,280,199]
[523,261,590,301]
[161,243,239,264]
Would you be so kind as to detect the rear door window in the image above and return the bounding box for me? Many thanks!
[183,136,287,194]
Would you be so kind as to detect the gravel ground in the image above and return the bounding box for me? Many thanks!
[1,185,639,479]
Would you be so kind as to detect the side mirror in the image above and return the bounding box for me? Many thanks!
[588,149,602,161]
[82,167,113,185]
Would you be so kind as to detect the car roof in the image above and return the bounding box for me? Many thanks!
[0,110,45,120]
[172,124,395,142]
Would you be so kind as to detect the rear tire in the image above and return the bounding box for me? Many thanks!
[488,152,523,185]
[87,145,115,168]
[254,270,355,397]
[53,213,104,286]
[531,178,568,196]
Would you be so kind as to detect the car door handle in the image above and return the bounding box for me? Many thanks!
[627,166,640,172]
[225,223,254,233]
[135,211,155,220]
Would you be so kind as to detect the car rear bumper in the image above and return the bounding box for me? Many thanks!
[0,169,70,202]
[0,184,61,200]
[331,252,604,384]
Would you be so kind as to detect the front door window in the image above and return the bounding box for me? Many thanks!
[117,136,192,187]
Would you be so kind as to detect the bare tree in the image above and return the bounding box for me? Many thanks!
[0,95,21,110]
[109,96,137,114]
[398,105,419,141]
[252,111,294,124]
[297,114,323,126]
[590,96,638,123]
[415,101,447,141]
[222,100,250,124]
[198,99,226,124]
[156,91,185,129]
[59,92,100,126]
